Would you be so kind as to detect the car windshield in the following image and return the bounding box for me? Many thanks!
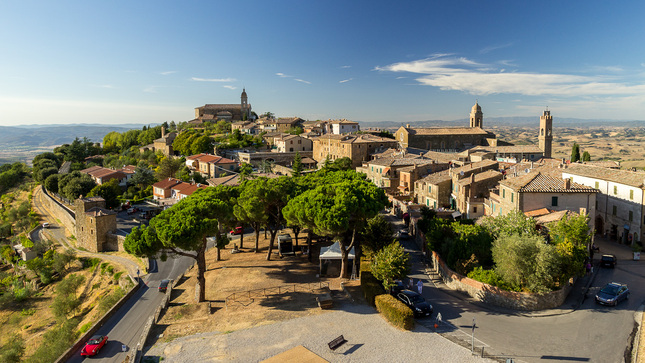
[602,256,614,261]
[409,294,425,303]
[88,336,102,344]
[600,284,620,295]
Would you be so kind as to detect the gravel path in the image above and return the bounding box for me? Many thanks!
[145,302,494,362]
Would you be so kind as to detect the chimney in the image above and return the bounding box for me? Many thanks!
[530,161,534,169]
[470,173,475,184]
[162,126,166,138]
[564,178,571,189]
[406,124,411,128]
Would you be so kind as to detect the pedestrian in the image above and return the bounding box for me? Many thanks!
[585,262,591,275]
[408,278,413,290]
[417,280,423,295]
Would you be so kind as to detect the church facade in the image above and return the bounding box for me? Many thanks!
[194,88,253,122]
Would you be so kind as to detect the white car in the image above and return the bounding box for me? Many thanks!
[42,222,50,228]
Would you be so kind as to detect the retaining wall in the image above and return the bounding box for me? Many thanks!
[40,187,76,234]
[430,251,572,311]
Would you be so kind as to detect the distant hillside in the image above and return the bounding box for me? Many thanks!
[358,117,645,129]
[0,124,145,165]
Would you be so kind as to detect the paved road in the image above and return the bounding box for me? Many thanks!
[389,213,642,363]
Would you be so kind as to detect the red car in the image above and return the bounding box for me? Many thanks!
[230,226,243,235]
[81,335,108,356]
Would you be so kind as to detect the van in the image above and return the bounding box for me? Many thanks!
[277,234,294,255]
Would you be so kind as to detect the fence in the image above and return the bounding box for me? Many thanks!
[224,281,330,309]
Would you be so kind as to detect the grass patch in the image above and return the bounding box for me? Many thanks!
[20,308,36,316]
[98,287,125,316]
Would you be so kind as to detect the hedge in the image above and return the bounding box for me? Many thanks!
[360,258,385,306]
[375,294,415,330]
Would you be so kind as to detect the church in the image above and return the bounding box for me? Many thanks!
[194,88,253,122]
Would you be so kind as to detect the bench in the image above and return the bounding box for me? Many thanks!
[328,335,347,351]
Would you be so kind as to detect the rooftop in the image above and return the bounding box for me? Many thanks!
[564,164,645,188]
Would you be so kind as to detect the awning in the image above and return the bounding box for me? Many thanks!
[452,211,462,218]
[319,241,355,260]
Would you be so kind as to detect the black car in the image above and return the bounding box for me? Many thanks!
[159,279,170,292]
[595,282,629,306]
[600,254,617,268]
[394,290,433,318]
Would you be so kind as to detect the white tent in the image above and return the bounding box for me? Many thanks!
[319,241,355,277]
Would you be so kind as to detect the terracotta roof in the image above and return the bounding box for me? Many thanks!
[534,210,570,224]
[91,169,126,179]
[207,174,240,187]
[502,171,599,193]
[564,164,645,188]
[198,155,222,163]
[469,145,544,154]
[524,208,551,217]
[313,134,398,144]
[178,183,207,196]
[450,160,498,175]
[457,170,502,185]
[403,126,490,136]
[153,177,183,190]
[200,104,245,110]
[370,156,436,167]
[418,170,451,185]
[81,165,103,174]
[171,182,193,192]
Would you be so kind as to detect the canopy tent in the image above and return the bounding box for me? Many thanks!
[319,241,355,277]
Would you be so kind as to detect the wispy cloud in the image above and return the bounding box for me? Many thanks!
[160,71,176,75]
[396,76,407,79]
[276,72,291,78]
[277,72,311,84]
[375,55,645,97]
[223,85,237,90]
[480,42,513,54]
[340,65,351,69]
[191,77,236,82]
[339,78,352,83]
[294,78,311,84]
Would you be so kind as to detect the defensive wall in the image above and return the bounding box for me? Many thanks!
[39,187,76,234]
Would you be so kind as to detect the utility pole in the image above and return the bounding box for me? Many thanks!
[471,318,476,354]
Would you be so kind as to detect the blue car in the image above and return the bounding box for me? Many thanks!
[595,282,629,306]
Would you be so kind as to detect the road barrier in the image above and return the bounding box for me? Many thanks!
[224,281,330,310]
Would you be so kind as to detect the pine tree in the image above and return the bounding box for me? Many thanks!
[292,152,303,177]
[571,142,581,162]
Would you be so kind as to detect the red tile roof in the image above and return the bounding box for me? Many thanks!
[152,177,183,190]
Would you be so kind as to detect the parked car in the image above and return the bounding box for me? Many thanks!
[600,254,617,268]
[230,226,243,235]
[393,290,433,318]
[80,335,108,356]
[159,279,170,292]
[595,282,629,306]
[42,222,50,228]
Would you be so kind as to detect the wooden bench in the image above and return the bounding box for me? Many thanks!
[328,335,347,351]
[316,292,333,309]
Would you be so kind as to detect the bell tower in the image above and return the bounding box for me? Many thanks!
[538,109,553,158]
[470,101,483,128]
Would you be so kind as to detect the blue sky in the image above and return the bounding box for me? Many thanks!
[1,1,644,126]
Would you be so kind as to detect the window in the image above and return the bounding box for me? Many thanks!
[428,185,432,193]
[629,211,633,222]
[552,196,558,206]
[511,193,514,203]
[473,207,477,213]
[630,190,634,200]
[613,205,617,216]
[434,201,437,209]
[614,185,618,195]
[502,189,506,198]
[595,181,599,189]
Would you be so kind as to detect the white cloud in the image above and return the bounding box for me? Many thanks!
[191,77,236,82]
[160,71,176,75]
[340,65,351,69]
[223,85,237,90]
[480,42,513,54]
[339,78,352,83]
[276,72,292,78]
[376,55,645,97]
[294,78,311,84]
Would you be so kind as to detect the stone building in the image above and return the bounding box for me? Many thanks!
[454,170,503,219]
[152,127,177,157]
[312,134,399,168]
[356,153,448,193]
[75,197,117,252]
[194,88,253,122]
[414,170,452,210]
[274,134,313,153]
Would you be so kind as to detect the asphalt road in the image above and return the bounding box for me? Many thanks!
[389,213,642,363]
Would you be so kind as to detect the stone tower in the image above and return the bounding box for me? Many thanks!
[538,109,553,159]
[241,88,249,119]
[470,101,483,128]
[75,197,117,252]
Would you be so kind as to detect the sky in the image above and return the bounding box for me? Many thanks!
[1,1,644,126]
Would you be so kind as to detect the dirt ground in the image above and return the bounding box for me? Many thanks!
[151,230,361,343]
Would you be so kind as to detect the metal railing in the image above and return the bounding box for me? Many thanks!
[224,281,330,309]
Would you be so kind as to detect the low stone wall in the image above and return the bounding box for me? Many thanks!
[54,276,140,363]
[430,251,572,311]
[40,187,76,235]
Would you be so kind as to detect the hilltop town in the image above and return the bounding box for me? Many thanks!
[2,89,645,362]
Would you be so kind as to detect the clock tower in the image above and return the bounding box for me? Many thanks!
[538,109,553,159]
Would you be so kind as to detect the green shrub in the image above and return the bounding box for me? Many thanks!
[114,271,123,281]
[467,266,521,292]
[99,287,125,316]
[83,257,101,269]
[20,308,36,316]
[26,317,80,363]
[0,334,25,363]
[375,294,414,330]
[79,321,93,334]
[359,258,385,306]
[106,265,114,276]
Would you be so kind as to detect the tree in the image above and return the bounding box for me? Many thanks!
[190,135,214,155]
[548,213,591,279]
[360,214,395,257]
[259,159,274,174]
[234,181,269,252]
[286,178,388,277]
[582,151,591,162]
[238,163,253,182]
[0,334,25,363]
[131,166,155,188]
[323,157,353,171]
[370,242,410,291]
[571,142,581,162]
[156,157,183,179]
[44,173,60,193]
[87,179,122,209]
[480,210,540,239]
[260,112,274,119]
[292,152,303,177]
[51,274,85,319]
[124,187,235,302]
[58,171,96,201]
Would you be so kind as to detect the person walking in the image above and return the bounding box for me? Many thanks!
[417,280,423,295]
